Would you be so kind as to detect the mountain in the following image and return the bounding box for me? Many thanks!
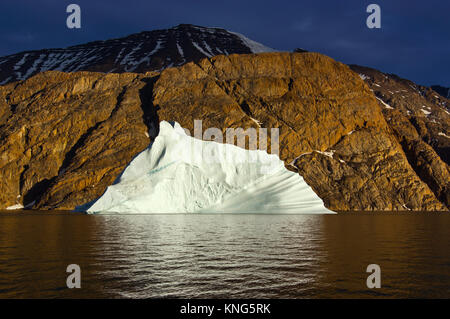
[0,26,448,211]
[431,85,450,99]
[350,65,450,162]
[0,53,447,211]
[350,65,450,206]
[0,24,274,85]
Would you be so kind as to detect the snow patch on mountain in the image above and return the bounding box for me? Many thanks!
[176,42,184,58]
[375,96,394,109]
[6,204,24,210]
[228,31,275,53]
[192,41,213,58]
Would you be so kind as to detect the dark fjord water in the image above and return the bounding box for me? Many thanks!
[0,212,449,298]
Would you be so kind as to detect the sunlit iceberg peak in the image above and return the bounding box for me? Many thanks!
[79,121,333,214]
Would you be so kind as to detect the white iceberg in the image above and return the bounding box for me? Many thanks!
[80,121,332,214]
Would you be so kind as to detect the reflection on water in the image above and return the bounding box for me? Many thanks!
[0,212,449,298]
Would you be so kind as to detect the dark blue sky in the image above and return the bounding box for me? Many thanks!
[0,0,448,86]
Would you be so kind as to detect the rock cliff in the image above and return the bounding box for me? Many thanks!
[350,65,450,208]
[0,52,448,211]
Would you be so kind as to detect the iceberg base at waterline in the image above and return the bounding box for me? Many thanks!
[78,121,333,214]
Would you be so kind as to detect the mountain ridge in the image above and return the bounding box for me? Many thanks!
[0,26,448,211]
[0,24,274,85]
[431,85,450,99]
[0,52,448,211]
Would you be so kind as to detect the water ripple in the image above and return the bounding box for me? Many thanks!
[0,213,449,298]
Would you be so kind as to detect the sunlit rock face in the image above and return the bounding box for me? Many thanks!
[81,121,332,214]
[0,52,447,211]
[351,64,450,207]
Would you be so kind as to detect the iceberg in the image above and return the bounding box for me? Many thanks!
[80,121,332,214]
